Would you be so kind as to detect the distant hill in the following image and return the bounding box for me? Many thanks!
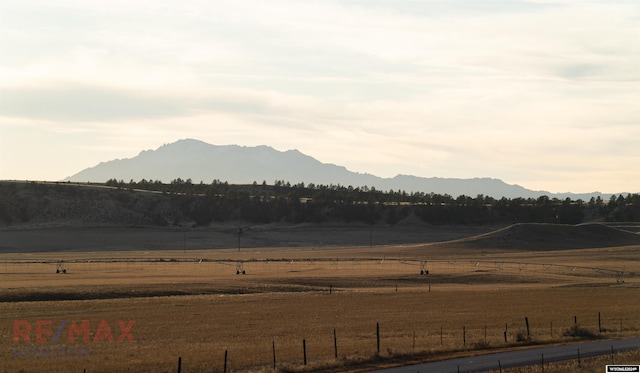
[64,139,612,199]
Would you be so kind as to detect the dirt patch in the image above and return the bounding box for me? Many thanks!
[264,273,546,290]
[0,283,317,302]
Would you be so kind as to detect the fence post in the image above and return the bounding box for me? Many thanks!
[463,326,466,346]
[303,339,307,365]
[504,323,508,343]
[177,356,182,373]
[376,322,380,354]
[598,312,602,333]
[440,326,443,345]
[525,317,530,339]
[577,348,581,368]
[334,329,338,358]
[272,340,276,369]
[611,345,614,364]
[224,350,228,373]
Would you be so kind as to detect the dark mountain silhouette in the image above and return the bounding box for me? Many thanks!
[64,139,611,199]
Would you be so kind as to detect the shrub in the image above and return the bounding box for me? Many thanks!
[563,324,600,339]
[515,329,531,342]
[473,339,491,349]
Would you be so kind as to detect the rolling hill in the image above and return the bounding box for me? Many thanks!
[443,223,640,251]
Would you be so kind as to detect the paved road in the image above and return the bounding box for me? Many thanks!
[367,338,640,373]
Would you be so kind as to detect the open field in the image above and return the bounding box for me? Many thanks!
[0,222,503,253]
[1,224,640,372]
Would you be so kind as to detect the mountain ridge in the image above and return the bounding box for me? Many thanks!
[64,138,616,199]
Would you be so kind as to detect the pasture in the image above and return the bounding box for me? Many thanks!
[1,228,640,372]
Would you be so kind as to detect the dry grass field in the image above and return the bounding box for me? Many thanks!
[1,224,639,373]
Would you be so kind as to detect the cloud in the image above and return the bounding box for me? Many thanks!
[0,85,190,122]
[1,0,638,192]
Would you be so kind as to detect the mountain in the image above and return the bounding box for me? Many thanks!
[64,139,610,199]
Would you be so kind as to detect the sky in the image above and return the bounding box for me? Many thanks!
[0,0,638,194]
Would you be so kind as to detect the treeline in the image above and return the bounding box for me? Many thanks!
[100,178,640,226]
[1,180,637,227]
